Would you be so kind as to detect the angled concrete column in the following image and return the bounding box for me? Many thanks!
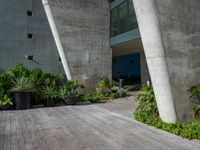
[132,0,177,123]
[43,0,111,91]
[42,0,72,80]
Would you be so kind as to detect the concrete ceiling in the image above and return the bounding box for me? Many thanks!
[112,39,144,57]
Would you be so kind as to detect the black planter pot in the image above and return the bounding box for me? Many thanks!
[0,105,10,110]
[65,98,77,105]
[44,99,55,107]
[14,92,31,110]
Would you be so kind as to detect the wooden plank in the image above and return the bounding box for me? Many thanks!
[10,111,18,150]
[0,111,6,150]
[4,111,11,150]
[16,111,27,150]
[21,110,34,150]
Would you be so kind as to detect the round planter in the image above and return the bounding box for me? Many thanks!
[44,99,55,107]
[14,92,31,110]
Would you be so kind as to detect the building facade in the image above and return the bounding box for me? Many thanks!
[0,0,200,123]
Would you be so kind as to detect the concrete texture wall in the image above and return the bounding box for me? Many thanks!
[133,0,200,122]
[140,52,150,84]
[155,0,200,121]
[0,0,63,73]
[0,0,111,91]
[48,0,112,91]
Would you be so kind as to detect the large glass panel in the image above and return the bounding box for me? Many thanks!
[119,1,128,34]
[111,0,138,37]
[111,8,119,36]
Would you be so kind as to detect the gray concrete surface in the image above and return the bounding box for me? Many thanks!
[133,0,200,122]
[155,0,200,122]
[0,0,111,91]
[0,0,62,73]
[95,92,139,118]
[48,0,112,91]
[0,105,200,150]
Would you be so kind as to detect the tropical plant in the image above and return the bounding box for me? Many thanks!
[41,85,57,100]
[0,95,13,107]
[190,84,200,119]
[0,72,12,92]
[10,76,34,92]
[124,84,141,91]
[42,72,64,87]
[61,80,79,100]
[190,84,200,100]
[79,93,107,103]
[136,85,158,115]
[96,76,112,96]
[6,63,29,78]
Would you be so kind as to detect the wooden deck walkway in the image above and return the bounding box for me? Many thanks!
[0,105,200,150]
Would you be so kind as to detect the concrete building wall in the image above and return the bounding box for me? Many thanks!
[155,0,200,121]
[0,0,62,73]
[133,0,200,122]
[48,0,112,91]
[140,52,150,84]
[0,0,111,91]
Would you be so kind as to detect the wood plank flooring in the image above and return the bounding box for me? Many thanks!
[0,105,200,150]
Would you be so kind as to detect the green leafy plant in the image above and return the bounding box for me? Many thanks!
[190,84,200,100]
[6,63,29,78]
[190,84,200,119]
[124,84,141,91]
[57,80,82,105]
[111,88,128,99]
[10,76,34,92]
[96,76,112,96]
[41,85,57,100]
[182,120,200,139]
[136,85,158,115]
[0,94,13,107]
[79,93,107,103]
[63,80,79,99]
[134,84,200,140]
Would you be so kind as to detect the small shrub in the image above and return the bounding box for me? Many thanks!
[182,120,200,140]
[0,95,13,107]
[190,84,200,101]
[79,93,107,103]
[190,84,200,119]
[124,84,141,91]
[10,76,34,92]
[134,112,182,135]
[41,85,57,100]
[111,89,128,99]
[134,84,200,140]
[136,85,158,115]
[96,76,112,96]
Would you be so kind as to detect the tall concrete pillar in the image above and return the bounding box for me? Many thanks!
[133,0,200,122]
[132,0,177,123]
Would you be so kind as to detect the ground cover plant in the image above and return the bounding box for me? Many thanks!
[134,85,200,140]
[190,84,200,119]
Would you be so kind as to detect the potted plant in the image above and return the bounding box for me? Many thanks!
[10,76,34,110]
[41,85,57,107]
[59,80,80,105]
[0,94,13,110]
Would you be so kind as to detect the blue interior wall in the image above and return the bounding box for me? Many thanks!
[112,53,141,81]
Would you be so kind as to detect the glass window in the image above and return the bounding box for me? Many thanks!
[110,0,138,37]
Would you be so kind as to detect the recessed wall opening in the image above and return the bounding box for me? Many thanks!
[27,11,33,16]
[27,33,33,39]
[112,39,150,85]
